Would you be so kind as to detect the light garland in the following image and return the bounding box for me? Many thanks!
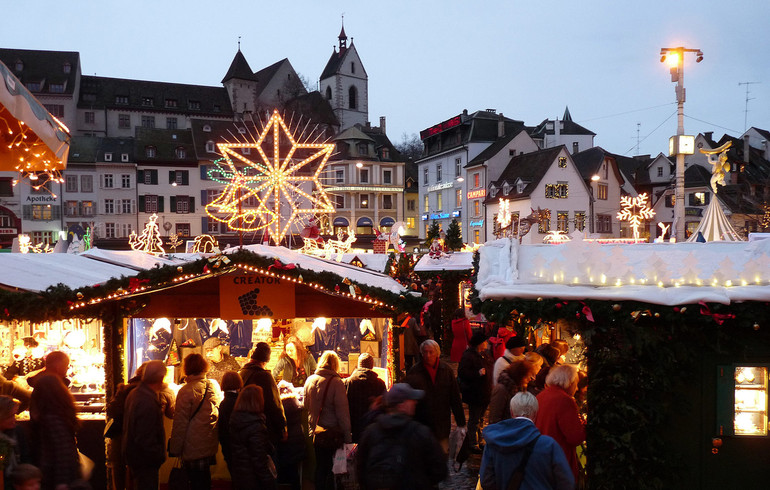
[205,110,336,245]
[128,214,166,255]
[617,193,655,241]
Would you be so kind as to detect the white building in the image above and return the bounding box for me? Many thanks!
[320,26,368,130]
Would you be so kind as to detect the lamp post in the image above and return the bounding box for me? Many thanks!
[660,46,703,241]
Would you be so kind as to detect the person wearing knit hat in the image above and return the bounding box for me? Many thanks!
[458,332,493,453]
[493,335,528,386]
[238,343,287,444]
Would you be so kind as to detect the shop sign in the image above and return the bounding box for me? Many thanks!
[467,189,486,199]
[451,210,461,218]
[429,212,450,220]
[0,228,17,234]
[419,114,462,139]
[685,207,703,217]
[470,220,484,227]
[26,195,57,203]
[421,213,429,221]
[427,182,453,192]
[220,275,295,318]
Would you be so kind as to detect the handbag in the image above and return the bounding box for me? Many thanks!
[168,459,191,490]
[312,377,344,450]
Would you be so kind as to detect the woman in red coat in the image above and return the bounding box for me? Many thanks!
[450,308,472,363]
[535,364,586,482]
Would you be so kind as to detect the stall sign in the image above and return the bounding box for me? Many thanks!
[220,275,296,318]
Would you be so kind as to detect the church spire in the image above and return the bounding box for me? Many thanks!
[563,106,573,122]
[338,17,347,51]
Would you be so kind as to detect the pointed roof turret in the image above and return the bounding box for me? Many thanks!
[221,49,254,84]
[338,23,348,51]
[563,106,573,122]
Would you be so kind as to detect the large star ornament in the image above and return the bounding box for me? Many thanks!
[206,110,335,244]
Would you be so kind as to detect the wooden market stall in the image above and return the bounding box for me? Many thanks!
[474,236,770,489]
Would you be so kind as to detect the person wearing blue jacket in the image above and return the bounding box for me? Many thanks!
[479,392,574,490]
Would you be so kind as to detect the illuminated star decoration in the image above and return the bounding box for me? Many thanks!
[205,110,336,245]
[128,213,166,255]
[617,193,655,241]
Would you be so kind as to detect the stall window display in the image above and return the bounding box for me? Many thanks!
[734,366,768,436]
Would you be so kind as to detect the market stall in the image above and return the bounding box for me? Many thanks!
[473,236,770,489]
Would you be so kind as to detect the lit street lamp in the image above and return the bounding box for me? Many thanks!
[660,46,702,242]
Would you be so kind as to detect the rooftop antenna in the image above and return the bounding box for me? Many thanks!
[739,81,760,131]
[237,36,241,51]
[636,122,641,155]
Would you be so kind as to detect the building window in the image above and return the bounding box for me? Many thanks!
[26,82,41,92]
[171,170,188,185]
[597,183,608,200]
[120,223,133,238]
[121,199,132,214]
[206,141,216,153]
[349,86,357,109]
[473,173,480,188]
[334,195,344,209]
[474,230,480,244]
[145,195,158,213]
[351,62,355,74]
[597,214,612,233]
[62,62,71,74]
[115,95,129,105]
[189,100,201,110]
[175,147,186,159]
[407,217,415,229]
[165,99,178,108]
[473,200,480,217]
[359,194,369,209]
[456,189,462,208]
[31,205,53,220]
[176,223,191,237]
[176,197,189,214]
[665,194,675,208]
[558,156,567,168]
[455,157,462,177]
[690,192,709,206]
[104,153,113,162]
[407,199,415,211]
[66,175,78,192]
[604,161,609,179]
[383,195,393,209]
[105,223,116,238]
[141,116,155,128]
[575,211,586,231]
[572,142,579,154]
[325,86,332,100]
[657,166,663,177]
[557,211,569,232]
[423,168,429,186]
[538,212,551,234]
[65,201,78,216]
[206,190,221,204]
[85,112,95,124]
[122,153,129,162]
[335,170,344,183]
[44,105,64,117]
[104,199,114,214]
[357,143,368,156]
[382,148,390,160]
[141,97,154,107]
[383,169,392,185]
[167,117,178,130]
[359,169,369,184]
[103,174,114,188]
[81,201,93,216]
[145,146,156,158]
[207,217,219,233]
[436,164,442,183]
[437,194,443,210]
[80,175,93,193]
[49,83,65,93]
[424,194,429,211]
[121,174,131,188]
[118,114,130,128]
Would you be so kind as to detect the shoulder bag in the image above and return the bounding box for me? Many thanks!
[312,377,344,450]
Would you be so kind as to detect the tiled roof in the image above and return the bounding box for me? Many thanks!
[67,136,99,163]
[486,146,564,203]
[467,128,526,167]
[320,48,344,81]
[750,127,770,141]
[221,50,254,83]
[253,59,286,99]
[134,127,197,165]
[78,75,233,117]
[282,90,340,129]
[530,117,596,137]
[0,48,80,96]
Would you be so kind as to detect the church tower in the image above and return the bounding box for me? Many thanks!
[222,47,258,117]
[319,24,368,130]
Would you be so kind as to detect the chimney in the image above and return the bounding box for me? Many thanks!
[379,116,386,135]
[498,113,505,138]
[744,135,750,163]
[554,117,561,140]
[704,131,713,142]
[762,140,768,160]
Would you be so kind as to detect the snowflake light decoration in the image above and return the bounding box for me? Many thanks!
[617,193,655,241]
[205,110,335,245]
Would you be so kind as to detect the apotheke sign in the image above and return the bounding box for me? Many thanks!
[26,195,57,203]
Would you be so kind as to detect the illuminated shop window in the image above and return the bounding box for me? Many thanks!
[734,366,768,436]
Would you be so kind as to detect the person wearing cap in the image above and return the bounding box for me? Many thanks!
[239,342,287,445]
[458,332,493,452]
[493,336,527,386]
[480,392,574,490]
[343,353,386,442]
[203,337,240,386]
[405,339,465,454]
[355,383,447,490]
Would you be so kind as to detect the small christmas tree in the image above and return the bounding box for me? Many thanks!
[423,220,441,248]
[445,219,463,250]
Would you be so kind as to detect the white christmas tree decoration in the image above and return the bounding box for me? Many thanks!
[128,214,166,255]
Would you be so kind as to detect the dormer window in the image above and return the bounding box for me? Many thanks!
[142,97,154,107]
[517,182,524,194]
[49,83,65,93]
[357,142,367,155]
[14,60,23,72]
[104,153,113,162]
[26,82,41,92]
[238,127,246,134]
[203,125,211,132]
[63,62,71,74]
[116,95,129,105]
[189,100,201,110]
[165,99,178,108]
[145,146,156,158]
[205,141,215,153]
[489,185,498,198]
[121,153,129,162]
[502,182,511,195]
[175,147,186,159]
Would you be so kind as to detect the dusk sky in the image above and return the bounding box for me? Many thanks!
[5,0,769,157]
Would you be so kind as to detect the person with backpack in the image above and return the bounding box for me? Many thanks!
[355,383,447,490]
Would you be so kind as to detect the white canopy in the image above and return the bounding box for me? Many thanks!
[685,197,742,242]
[476,237,770,305]
[414,252,474,272]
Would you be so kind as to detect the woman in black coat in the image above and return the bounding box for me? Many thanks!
[217,371,243,476]
[229,385,277,490]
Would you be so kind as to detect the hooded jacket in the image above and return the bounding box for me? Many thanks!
[344,367,386,442]
[240,360,287,443]
[480,417,574,490]
[229,411,277,489]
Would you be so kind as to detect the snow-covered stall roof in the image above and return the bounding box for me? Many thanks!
[0,253,138,293]
[414,252,474,272]
[80,248,200,271]
[476,238,770,306]
[229,245,406,294]
[340,253,390,273]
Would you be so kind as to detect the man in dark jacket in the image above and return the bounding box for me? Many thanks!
[344,353,386,442]
[239,342,287,444]
[405,339,466,453]
[458,332,493,452]
[480,391,574,490]
[123,360,174,490]
[356,383,447,490]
